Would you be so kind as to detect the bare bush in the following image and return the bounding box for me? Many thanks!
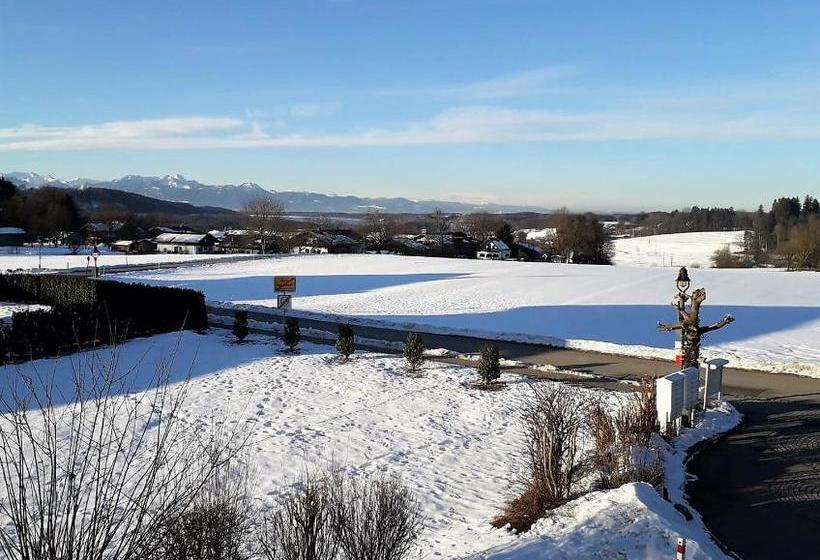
[157,431,256,560]
[260,470,422,560]
[260,472,339,560]
[588,379,663,490]
[0,343,244,560]
[493,384,588,532]
[332,475,423,560]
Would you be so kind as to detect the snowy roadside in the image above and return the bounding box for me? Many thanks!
[211,301,820,378]
[468,402,742,560]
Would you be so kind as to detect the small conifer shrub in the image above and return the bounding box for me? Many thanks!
[477,344,501,385]
[282,317,301,352]
[336,324,355,361]
[232,310,249,342]
[403,332,425,374]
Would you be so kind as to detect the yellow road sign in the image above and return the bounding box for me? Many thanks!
[274,276,296,292]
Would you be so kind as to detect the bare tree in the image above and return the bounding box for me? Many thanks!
[427,209,452,256]
[0,345,247,560]
[243,197,286,254]
[359,210,396,252]
[658,287,734,368]
[459,212,503,243]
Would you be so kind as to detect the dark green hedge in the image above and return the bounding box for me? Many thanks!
[0,274,208,362]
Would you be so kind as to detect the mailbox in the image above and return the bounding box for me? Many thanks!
[656,372,685,432]
[703,358,728,407]
[681,367,700,411]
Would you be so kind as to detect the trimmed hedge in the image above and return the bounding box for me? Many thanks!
[0,274,208,362]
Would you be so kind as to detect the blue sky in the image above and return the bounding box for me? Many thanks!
[1,0,818,211]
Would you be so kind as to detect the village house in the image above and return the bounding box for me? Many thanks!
[219,230,264,254]
[154,232,217,255]
[0,227,27,246]
[288,229,361,254]
[82,222,123,246]
[477,238,512,260]
[111,239,157,254]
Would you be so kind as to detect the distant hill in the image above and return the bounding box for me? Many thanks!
[3,171,553,214]
[70,187,237,216]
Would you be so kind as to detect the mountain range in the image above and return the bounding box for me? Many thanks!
[3,172,551,214]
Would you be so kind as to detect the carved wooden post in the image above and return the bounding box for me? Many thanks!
[658,287,734,369]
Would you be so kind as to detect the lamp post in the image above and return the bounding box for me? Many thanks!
[674,266,690,310]
[91,246,100,278]
[658,266,734,369]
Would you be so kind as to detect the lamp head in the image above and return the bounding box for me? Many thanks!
[676,266,691,293]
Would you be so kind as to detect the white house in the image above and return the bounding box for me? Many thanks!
[154,233,217,255]
[477,239,511,260]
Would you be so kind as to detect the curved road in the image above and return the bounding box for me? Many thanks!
[208,304,820,559]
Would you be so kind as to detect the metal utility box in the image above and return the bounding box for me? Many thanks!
[656,372,685,432]
[681,367,700,411]
[703,358,729,407]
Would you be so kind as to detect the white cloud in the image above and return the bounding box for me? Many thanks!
[1,89,818,153]
[243,102,341,120]
[376,66,580,99]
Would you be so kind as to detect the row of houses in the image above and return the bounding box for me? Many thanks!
[106,227,544,261]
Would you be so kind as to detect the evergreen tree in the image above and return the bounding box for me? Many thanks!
[403,331,425,373]
[282,317,301,352]
[232,310,249,342]
[477,344,501,385]
[336,324,355,361]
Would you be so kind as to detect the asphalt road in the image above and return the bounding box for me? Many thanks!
[208,303,820,559]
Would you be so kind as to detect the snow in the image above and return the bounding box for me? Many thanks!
[115,254,820,376]
[613,231,746,268]
[0,245,243,272]
[475,403,741,560]
[0,301,49,322]
[0,331,740,558]
[0,331,608,558]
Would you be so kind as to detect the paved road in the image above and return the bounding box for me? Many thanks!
[208,303,820,560]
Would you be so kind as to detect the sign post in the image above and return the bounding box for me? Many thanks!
[274,276,297,321]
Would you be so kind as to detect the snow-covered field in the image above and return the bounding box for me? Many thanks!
[0,331,738,559]
[116,254,820,375]
[613,231,746,268]
[0,245,242,272]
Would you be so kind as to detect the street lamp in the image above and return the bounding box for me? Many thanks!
[91,246,100,278]
[675,266,691,294]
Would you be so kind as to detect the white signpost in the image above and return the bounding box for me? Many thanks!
[703,358,728,408]
[656,372,685,434]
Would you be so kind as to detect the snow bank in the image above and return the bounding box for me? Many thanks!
[472,403,741,560]
[116,254,820,376]
[613,231,746,268]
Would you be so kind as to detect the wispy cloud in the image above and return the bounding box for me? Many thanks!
[1,72,818,151]
[243,102,342,120]
[376,66,581,99]
[1,104,816,153]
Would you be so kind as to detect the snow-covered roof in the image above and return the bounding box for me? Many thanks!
[154,233,212,244]
[484,239,510,252]
[111,240,134,247]
[0,227,26,235]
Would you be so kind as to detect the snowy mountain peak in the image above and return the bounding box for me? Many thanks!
[3,171,551,213]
